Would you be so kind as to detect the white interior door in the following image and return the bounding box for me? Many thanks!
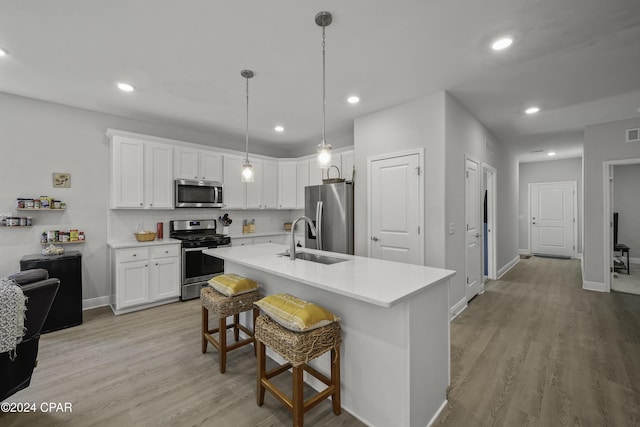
[465,158,482,301]
[530,182,576,257]
[369,153,422,264]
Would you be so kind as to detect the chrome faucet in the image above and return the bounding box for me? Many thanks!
[290,216,317,260]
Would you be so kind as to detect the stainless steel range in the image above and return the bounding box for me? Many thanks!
[170,219,231,301]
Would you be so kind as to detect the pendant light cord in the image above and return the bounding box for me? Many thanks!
[322,25,326,145]
[245,75,249,162]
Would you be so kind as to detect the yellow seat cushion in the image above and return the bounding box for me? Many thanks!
[208,274,258,297]
[255,294,339,332]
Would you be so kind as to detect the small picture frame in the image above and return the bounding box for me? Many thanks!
[53,173,71,188]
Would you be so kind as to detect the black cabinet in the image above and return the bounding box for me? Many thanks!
[20,251,83,333]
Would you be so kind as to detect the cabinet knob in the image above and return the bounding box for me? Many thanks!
[133,254,137,257]
[150,203,153,206]
[202,176,205,179]
[194,176,198,179]
[165,250,168,254]
[155,263,158,266]
[145,264,148,267]
[140,203,143,206]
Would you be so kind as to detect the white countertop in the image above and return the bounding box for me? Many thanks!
[108,238,181,249]
[204,243,455,307]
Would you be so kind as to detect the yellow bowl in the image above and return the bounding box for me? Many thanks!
[134,232,157,242]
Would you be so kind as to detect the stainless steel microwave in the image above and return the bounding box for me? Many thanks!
[174,179,223,208]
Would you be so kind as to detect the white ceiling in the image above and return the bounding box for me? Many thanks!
[1,0,639,162]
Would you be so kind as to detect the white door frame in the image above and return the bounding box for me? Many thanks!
[527,181,577,257]
[367,148,424,262]
[602,157,640,292]
[482,163,497,280]
[465,155,482,300]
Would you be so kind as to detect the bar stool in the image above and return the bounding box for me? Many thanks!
[200,286,262,373]
[254,314,342,427]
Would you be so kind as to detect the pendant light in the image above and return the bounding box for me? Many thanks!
[241,69,255,182]
[315,11,332,169]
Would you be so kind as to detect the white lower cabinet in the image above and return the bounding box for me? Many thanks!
[113,243,180,313]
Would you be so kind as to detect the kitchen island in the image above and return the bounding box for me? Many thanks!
[204,243,455,427]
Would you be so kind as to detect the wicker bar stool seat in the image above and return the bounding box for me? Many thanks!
[254,314,342,427]
[201,286,262,373]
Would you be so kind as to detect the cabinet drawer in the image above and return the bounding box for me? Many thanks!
[117,247,150,263]
[150,245,180,259]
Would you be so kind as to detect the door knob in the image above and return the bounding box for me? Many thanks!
[475,233,480,238]
[371,236,379,241]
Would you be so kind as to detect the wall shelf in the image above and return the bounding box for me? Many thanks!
[42,240,85,245]
[17,208,66,211]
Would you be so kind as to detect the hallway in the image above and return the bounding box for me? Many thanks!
[436,256,640,426]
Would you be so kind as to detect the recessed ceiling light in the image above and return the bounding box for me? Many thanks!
[0,47,8,57]
[274,125,284,132]
[547,152,556,156]
[117,82,135,92]
[491,37,513,51]
[525,106,540,115]
[347,95,360,104]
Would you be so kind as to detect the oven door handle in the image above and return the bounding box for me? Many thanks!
[183,247,212,252]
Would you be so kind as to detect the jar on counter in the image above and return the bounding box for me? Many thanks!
[70,229,78,241]
[34,199,41,209]
[19,217,27,226]
[16,199,25,209]
[26,217,32,226]
[7,217,19,227]
[47,230,56,242]
[78,231,85,241]
[25,199,34,208]
[53,200,61,209]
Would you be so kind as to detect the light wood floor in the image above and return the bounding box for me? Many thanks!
[3,256,639,426]
[435,256,640,426]
[1,300,363,427]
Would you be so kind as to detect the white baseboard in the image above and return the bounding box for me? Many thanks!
[575,253,583,260]
[497,256,520,279]
[450,297,467,320]
[428,399,448,427]
[583,280,607,292]
[82,296,110,310]
[518,249,530,255]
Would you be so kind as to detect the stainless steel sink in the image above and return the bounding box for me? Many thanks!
[277,251,349,265]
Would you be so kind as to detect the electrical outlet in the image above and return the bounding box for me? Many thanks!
[449,223,455,235]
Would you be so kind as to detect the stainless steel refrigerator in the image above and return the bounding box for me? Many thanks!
[305,182,354,254]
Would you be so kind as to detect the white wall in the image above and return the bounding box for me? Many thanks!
[353,92,446,266]
[0,92,290,302]
[353,91,520,315]
[444,93,519,309]
[583,117,640,288]
[613,164,640,257]
[519,158,583,254]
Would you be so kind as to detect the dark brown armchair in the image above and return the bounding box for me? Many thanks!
[1,269,59,401]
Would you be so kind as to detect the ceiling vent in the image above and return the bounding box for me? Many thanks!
[626,128,640,143]
[485,138,495,154]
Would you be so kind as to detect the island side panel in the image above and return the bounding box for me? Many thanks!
[225,260,448,426]
[408,278,450,426]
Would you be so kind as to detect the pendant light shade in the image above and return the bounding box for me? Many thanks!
[241,69,255,182]
[316,11,332,169]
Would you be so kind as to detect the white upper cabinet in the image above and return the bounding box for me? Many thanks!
[341,150,355,181]
[110,135,173,209]
[111,136,144,208]
[174,147,222,182]
[222,154,246,209]
[262,160,278,209]
[145,142,174,209]
[246,159,262,209]
[296,160,310,209]
[278,161,297,209]
[247,159,278,209]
